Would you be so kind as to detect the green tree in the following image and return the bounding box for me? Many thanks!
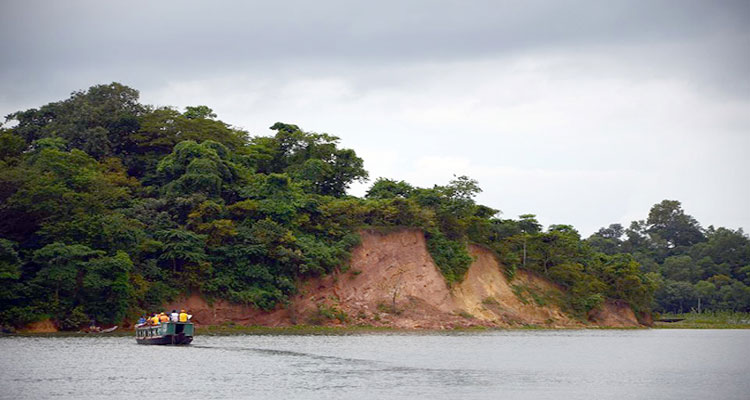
[655,280,698,313]
[366,178,415,199]
[0,239,24,324]
[31,243,103,319]
[7,83,144,158]
[518,214,542,234]
[587,223,624,255]
[183,105,217,120]
[156,140,247,200]
[82,251,134,324]
[249,123,368,196]
[646,200,705,249]
[156,229,208,275]
[0,130,26,162]
[662,255,702,283]
[0,145,136,242]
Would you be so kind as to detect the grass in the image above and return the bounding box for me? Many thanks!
[307,303,349,325]
[510,283,566,311]
[481,296,499,306]
[653,311,750,329]
[510,284,530,305]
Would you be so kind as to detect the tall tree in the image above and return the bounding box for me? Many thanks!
[646,200,705,249]
[249,123,368,196]
[7,83,144,158]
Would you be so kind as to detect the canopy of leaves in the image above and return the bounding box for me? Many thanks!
[587,200,750,313]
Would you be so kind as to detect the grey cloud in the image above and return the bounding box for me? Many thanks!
[0,0,747,118]
[1,1,748,79]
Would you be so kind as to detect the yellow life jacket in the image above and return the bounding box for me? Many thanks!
[179,312,188,322]
[159,314,169,322]
[151,316,159,325]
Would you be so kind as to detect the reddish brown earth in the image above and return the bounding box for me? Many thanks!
[164,229,644,329]
[587,300,640,327]
[20,319,58,333]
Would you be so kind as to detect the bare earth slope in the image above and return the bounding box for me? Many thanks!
[166,229,641,328]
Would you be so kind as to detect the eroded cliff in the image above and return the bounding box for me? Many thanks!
[166,229,642,328]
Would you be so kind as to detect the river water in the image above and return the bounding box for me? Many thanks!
[1,329,748,399]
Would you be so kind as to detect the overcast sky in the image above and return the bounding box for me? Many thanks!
[1,0,749,236]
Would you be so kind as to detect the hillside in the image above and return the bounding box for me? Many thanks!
[159,230,641,329]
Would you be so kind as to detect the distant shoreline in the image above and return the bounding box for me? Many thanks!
[6,322,750,338]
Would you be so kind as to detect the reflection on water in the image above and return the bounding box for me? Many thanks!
[1,330,749,400]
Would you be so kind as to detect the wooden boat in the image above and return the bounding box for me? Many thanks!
[80,325,118,334]
[135,322,194,345]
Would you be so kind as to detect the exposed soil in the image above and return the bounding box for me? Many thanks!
[452,246,581,328]
[587,300,640,327]
[161,229,643,329]
[20,319,58,333]
[163,294,291,327]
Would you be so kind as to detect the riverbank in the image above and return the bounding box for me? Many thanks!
[3,322,635,337]
[8,312,750,337]
[4,323,644,337]
[7,324,749,337]
[653,311,750,329]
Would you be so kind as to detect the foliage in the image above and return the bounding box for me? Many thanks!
[308,303,349,325]
[5,82,735,329]
[425,230,473,284]
[588,200,750,313]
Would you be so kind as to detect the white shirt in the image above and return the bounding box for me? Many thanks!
[170,312,179,322]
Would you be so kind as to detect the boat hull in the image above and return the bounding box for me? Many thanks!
[136,334,193,345]
[135,322,194,345]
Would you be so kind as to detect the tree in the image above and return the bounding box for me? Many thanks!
[698,227,750,280]
[249,123,368,196]
[594,253,654,312]
[183,105,217,120]
[31,243,103,318]
[0,130,26,162]
[156,140,247,200]
[646,200,705,249]
[662,255,702,283]
[82,251,134,324]
[0,239,23,321]
[128,107,246,178]
[156,229,208,275]
[0,145,136,241]
[655,280,698,313]
[7,83,144,158]
[694,280,717,311]
[597,223,625,240]
[366,178,415,199]
[518,214,542,234]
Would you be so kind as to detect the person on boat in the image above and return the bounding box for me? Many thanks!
[136,316,147,327]
[159,312,170,323]
[170,309,179,322]
[179,309,189,322]
[150,313,160,325]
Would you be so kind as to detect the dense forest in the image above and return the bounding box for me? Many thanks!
[0,83,747,329]
[587,202,750,313]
